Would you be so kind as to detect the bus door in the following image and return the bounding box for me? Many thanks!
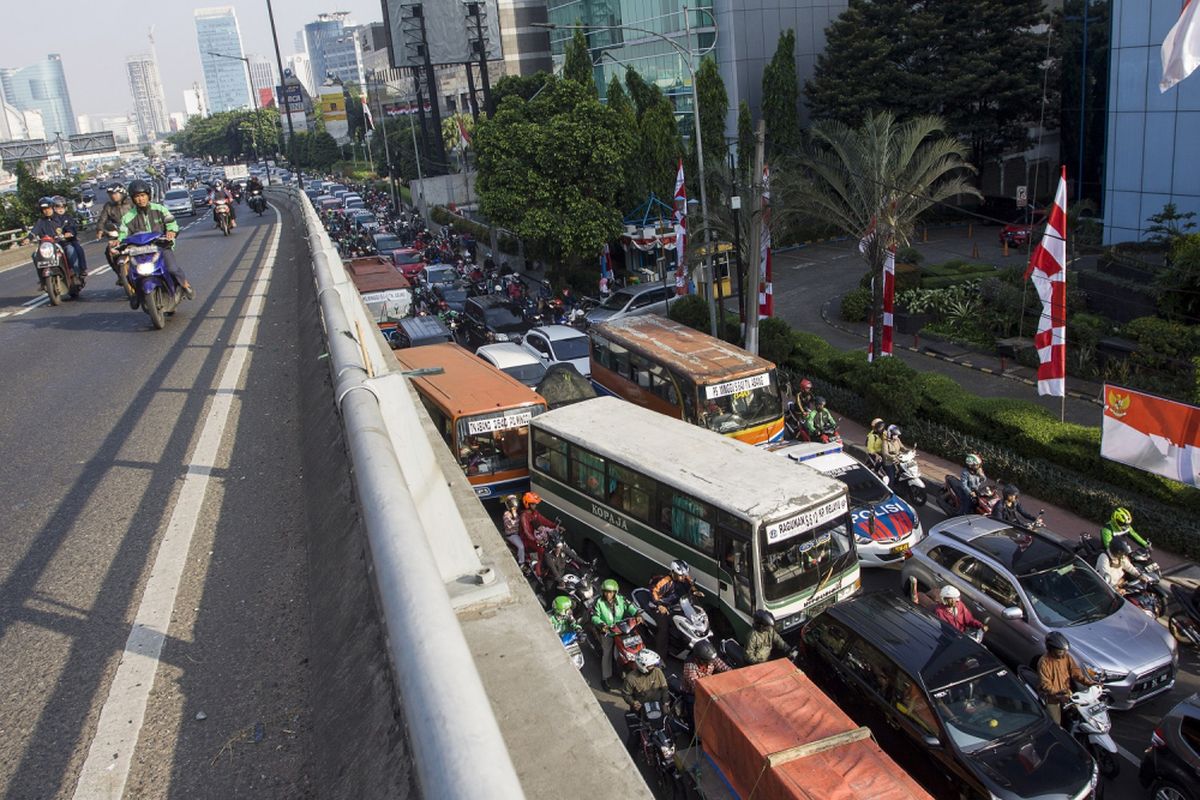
[716,532,755,618]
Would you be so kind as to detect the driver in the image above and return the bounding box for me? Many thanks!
[1037,632,1095,725]
[648,560,701,658]
[744,609,796,664]
[934,585,986,636]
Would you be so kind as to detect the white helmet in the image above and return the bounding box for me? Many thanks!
[669,559,690,579]
[940,585,961,602]
[635,649,662,674]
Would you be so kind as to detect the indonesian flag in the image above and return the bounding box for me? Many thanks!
[456,116,472,150]
[1161,0,1200,92]
[1025,166,1068,397]
[361,94,374,131]
[758,165,773,319]
[673,158,687,295]
[1101,384,1200,487]
[881,245,895,357]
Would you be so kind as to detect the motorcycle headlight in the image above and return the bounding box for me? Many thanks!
[38,242,56,259]
[136,261,157,276]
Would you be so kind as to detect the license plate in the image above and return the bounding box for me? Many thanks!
[891,542,911,555]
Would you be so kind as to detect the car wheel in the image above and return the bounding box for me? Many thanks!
[1151,778,1194,800]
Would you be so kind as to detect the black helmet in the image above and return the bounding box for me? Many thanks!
[37,196,54,209]
[814,396,827,408]
[1045,632,1069,653]
[127,179,152,197]
[753,609,776,629]
[1002,484,1020,499]
[1109,537,1133,556]
[691,639,718,664]
[51,195,66,207]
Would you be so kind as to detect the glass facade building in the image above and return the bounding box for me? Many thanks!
[195,6,252,113]
[1103,0,1200,243]
[0,54,77,137]
[304,14,351,86]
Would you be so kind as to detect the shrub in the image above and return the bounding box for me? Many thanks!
[896,244,924,265]
[840,287,872,322]
[669,295,712,332]
[759,318,795,366]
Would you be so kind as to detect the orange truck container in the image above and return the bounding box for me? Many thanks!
[689,660,931,800]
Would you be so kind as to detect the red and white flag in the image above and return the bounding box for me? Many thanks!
[881,244,895,357]
[1101,385,1200,487]
[758,165,773,319]
[456,116,472,150]
[1025,166,1068,397]
[673,158,687,295]
[1162,0,1200,92]
[361,94,374,131]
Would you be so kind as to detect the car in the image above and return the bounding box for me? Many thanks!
[899,516,1177,710]
[423,263,457,287]
[1139,694,1200,800]
[390,316,454,349]
[352,211,378,231]
[584,283,680,325]
[461,295,532,349]
[433,281,470,313]
[999,208,1048,247]
[767,440,922,567]
[475,342,548,388]
[372,233,405,257]
[801,593,1096,800]
[191,188,209,209]
[162,188,195,218]
[519,325,591,379]
[390,248,427,280]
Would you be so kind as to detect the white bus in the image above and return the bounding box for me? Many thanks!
[529,396,860,639]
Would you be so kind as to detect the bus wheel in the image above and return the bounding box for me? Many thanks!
[582,540,611,579]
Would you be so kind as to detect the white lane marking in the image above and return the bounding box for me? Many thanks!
[71,204,281,800]
[1117,743,1142,766]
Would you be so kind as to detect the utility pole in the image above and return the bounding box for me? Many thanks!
[682,5,718,338]
[745,120,765,356]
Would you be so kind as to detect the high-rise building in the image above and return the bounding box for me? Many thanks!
[195,6,252,112]
[287,52,316,98]
[169,112,188,132]
[1,100,41,140]
[248,55,278,107]
[304,12,353,85]
[323,31,365,86]
[0,54,77,136]
[126,53,170,140]
[497,0,553,76]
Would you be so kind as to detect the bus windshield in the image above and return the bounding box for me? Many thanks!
[699,371,782,435]
[759,515,855,602]
[455,405,539,476]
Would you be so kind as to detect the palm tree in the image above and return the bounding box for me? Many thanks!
[780,111,981,358]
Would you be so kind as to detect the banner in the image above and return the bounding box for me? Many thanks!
[758,164,773,319]
[1101,384,1200,487]
[881,245,895,357]
[1025,166,1068,397]
[673,158,687,295]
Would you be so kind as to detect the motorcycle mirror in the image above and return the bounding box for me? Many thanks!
[1001,606,1024,620]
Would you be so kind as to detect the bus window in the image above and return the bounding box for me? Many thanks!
[681,378,697,423]
[608,462,652,522]
[611,342,631,380]
[659,489,714,555]
[590,334,611,370]
[571,446,607,500]
[456,414,532,476]
[532,429,569,481]
[419,394,454,448]
[721,537,754,613]
[649,364,678,406]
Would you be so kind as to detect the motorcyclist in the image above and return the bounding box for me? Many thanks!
[519,492,557,572]
[52,196,87,283]
[794,378,815,416]
[117,180,193,299]
[548,595,581,636]
[680,639,730,726]
[95,184,132,284]
[1095,537,1141,590]
[649,560,702,658]
[880,424,904,487]
[541,535,585,599]
[1099,507,1149,551]
[501,494,524,565]
[990,485,1040,529]
[956,453,988,514]
[866,418,886,470]
[1037,632,1095,726]
[934,585,986,636]
[246,175,265,211]
[622,649,669,712]
[744,609,796,664]
[207,180,237,229]
[25,196,81,287]
[592,578,637,691]
[803,396,837,441]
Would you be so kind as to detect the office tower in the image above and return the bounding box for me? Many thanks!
[304,12,352,85]
[0,54,77,136]
[248,55,278,106]
[126,53,170,140]
[287,52,316,98]
[194,6,252,112]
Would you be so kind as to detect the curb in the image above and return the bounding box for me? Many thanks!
[816,295,1103,407]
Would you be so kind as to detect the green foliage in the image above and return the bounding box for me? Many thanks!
[1120,316,1200,402]
[606,77,640,212]
[736,101,754,186]
[758,317,796,366]
[8,161,77,228]
[563,29,597,97]
[896,244,924,265]
[492,72,551,105]
[668,295,711,331]
[1145,202,1197,244]
[761,30,800,160]
[307,132,341,172]
[1158,233,1200,322]
[694,57,728,190]
[805,0,1046,176]
[624,67,657,120]
[170,109,280,160]
[840,286,872,322]
[371,118,419,181]
[636,88,684,203]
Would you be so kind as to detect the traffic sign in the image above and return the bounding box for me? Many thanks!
[1016,185,1028,208]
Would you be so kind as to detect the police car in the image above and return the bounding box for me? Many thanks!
[768,440,922,567]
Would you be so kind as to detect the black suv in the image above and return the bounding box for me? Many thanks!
[461,295,531,349]
[1140,694,1200,799]
[800,593,1096,800]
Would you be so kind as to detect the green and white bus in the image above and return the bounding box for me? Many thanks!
[529,396,860,639]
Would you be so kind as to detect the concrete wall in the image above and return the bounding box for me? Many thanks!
[411,170,478,211]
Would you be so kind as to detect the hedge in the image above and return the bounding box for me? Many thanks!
[430,206,521,255]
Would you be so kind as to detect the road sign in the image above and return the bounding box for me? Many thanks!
[1016,185,1028,208]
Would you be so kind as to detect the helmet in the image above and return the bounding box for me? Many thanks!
[127,179,152,197]
[691,639,718,664]
[601,578,619,594]
[1109,537,1132,556]
[503,494,518,511]
[753,609,776,629]
[107,183,126,195]
[799,379,813,392]
[668,559,690,578]
[940,585,961,602]
[523,491,541,506]
[1045,632,1070,653]
[214,179,224,189]
[37,196,54,210]
[1111,507,1132,527]
[1002,484,1019,499]
[552,596,573,616]
[870,417,884,429]
[886,424,901,437]
[964,453,982,468]
[51,195,66,206]
[978,485,997,499]
[635,649,662,674]
[813,396,827,408]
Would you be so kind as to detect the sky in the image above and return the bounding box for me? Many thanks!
[0,1,384,118]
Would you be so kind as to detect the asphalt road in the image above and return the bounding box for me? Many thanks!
[0,200,314,799]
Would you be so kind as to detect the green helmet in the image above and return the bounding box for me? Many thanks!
[601,579,619,593]
[552,596,573,616]
[1111,507,1132,527]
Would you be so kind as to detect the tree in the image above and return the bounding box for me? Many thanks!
[624,67,658,121]
[563,28,597,97]
[694,56,728,203]
[637,87,684,202]
[308,131,341,172]
[492,71,550,105]
[370,120,420,181]
[761,30,800,160]
[169,109,280,160]
[606,76,641,212]
[1160,234,1200,323]
[781,112,980,358]
[8,161,76,227]
[1145,202,1197,244]
[736,101,754,185]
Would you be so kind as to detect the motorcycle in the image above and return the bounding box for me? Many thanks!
[248,189,267,215]
[604,616,647,672]
[936,477,999,517]
[1169,584,1200,646]
[120,232,186,330]
[33,236,82,305]
[1122,573,1169,619]
[560,629,585,670]
[630,587,714,661]
[1018,668,1120,779]
[628,700,682,793]
[874,448,928,506]
[213,198,232,236]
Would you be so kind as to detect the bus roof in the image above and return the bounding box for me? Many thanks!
[393,342,546,419]
[533,396,843,522]
[593,315,775,383]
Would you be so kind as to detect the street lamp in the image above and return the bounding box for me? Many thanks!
[207,51,260,113]
[533,6,722,337]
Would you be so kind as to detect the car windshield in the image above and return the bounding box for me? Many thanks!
[438,286,468,302]
[759,514,855,602]
[699,371,783,433]
[550,336,590,360]
[394,252,422,265]
[485,305,526,328]
[1018,560,1123,626]
[598,289,636,310]
[502,362,547,386]
[165,190,189,200]
[374,236,402,251]
[826,463,891,504]
[930,669,1043,754]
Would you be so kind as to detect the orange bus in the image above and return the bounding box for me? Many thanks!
[588,315,785,445]
[394,342,548,500]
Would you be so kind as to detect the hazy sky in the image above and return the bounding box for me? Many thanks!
[1,1,384,118]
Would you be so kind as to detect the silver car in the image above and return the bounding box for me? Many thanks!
[583,283,679,325]
[899,516,1177,710]
[162,188,195,218]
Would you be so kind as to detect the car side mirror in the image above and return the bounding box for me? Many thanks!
[1002,606,1024,620]
[922,735,941,749]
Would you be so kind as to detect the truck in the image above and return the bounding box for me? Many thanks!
[682,660,932,800]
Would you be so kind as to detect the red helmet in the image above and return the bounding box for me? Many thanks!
[799,379,813,392]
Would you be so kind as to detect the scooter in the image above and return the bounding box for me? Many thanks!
[936,476,997,517]
[1065,684,1120,779]
[560,630,585,670]
[1169,584,1200,646]
[120,232,186,330]
[630,587,714,661]
[248,189,267,215]
[608,616,647,671]
[874,449,928,506]
[213,198,233,235]
[33,236,82,306]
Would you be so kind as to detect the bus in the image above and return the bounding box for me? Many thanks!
[529,396,860,639]
[588,315,785,445]
[394,342,547,500]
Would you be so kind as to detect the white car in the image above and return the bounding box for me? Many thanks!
[519,325,591,378]
[162,188,195,218]
[475,342,547,388]
[767,440,923,567]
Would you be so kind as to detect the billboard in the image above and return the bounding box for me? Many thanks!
[1101,384,1200,487]
[385,0,502,67]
